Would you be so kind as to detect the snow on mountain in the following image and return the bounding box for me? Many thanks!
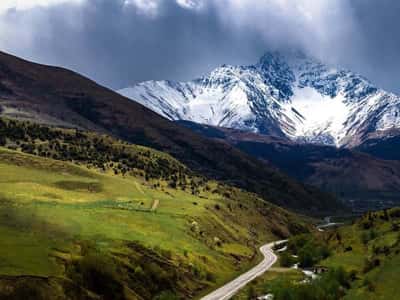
[118,51,400,147]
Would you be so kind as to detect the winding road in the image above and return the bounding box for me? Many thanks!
[201,240,286,300]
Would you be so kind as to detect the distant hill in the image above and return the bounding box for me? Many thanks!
[355,129,400,161]
[177,121,400,212]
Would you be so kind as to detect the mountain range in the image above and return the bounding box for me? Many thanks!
[2,48,400,212]
[119,51,400,148]
[118,51,400,209]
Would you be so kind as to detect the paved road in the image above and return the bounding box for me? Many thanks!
[201,240,287,300]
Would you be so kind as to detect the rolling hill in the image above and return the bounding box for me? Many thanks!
[0,118,312,299]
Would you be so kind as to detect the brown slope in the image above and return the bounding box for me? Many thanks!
[0,50,340,213]
[177,121,400,212]
[355,129,400,161]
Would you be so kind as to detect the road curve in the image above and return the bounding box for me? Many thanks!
[201,240,287,300]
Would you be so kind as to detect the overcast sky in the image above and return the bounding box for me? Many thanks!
[0,0,399,93]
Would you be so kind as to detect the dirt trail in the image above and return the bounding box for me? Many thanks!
[150,199,159,211]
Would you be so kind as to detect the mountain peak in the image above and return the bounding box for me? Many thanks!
[258,50,311,66]
[119,51,400,147]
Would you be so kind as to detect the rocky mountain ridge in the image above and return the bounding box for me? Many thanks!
[119,51,400,147]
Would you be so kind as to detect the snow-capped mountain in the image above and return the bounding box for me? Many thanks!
[118,51,400,147]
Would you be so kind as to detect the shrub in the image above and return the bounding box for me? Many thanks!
[361,229,377,245]
[280,252,295,267]
[0,135,6,146]
[363,278,376,292]
[298,245,315,268]
[287,234,331,268]
[206,271,216,283]
[247,285,257,299]
[270,268,349,300]
[390,208,400,219]
[134,265,145,277]
[363,258,380,274]
[69,252,124,300]
[154,291,179,300]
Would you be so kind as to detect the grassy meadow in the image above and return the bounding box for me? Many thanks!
[0,145,306,299]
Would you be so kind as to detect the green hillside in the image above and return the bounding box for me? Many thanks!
[0,120,310,299]
[229,208,400,300]
[322,209,400,299]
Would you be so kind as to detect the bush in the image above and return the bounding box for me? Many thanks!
[344,246,353,252]
[361,229,377,245]
[134,265,145,276]
[363,258,380,274]
[206,271,216,283]
[69,252,124,300]
[247,285,257,299]
[286,234,331,268]
[154,291,179,300]
[280,252,295,267]
[287,234,309,254]
[270,268,349,300]
[298,244,315,268]
[363,278,376,292]
[390,208,400,219]
[0,135,5,146]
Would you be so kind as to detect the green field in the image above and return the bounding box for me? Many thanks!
[0,146,306,299]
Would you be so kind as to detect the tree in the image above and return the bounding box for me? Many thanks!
[382,209,390,221]
[0,135,6,146]
[247,285,257,299]
[154,291,179,300]
[299,244,316,268]
[280,252,294,267]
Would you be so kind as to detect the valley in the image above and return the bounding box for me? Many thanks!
[118,50,400,213]
[0,46,398,300]
[1,2,400,299]
[0,117,309,299]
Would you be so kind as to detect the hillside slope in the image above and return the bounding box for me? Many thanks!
[177,121,400,211]
[0,130,310,299]
[322,208,400,299]
[355,129,400,161]
[0,51,340,213]
[232,208,400,300]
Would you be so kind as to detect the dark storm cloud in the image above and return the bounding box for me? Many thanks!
[339,0,400,93]
[0,0,400,93]
[0,0,268,89]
